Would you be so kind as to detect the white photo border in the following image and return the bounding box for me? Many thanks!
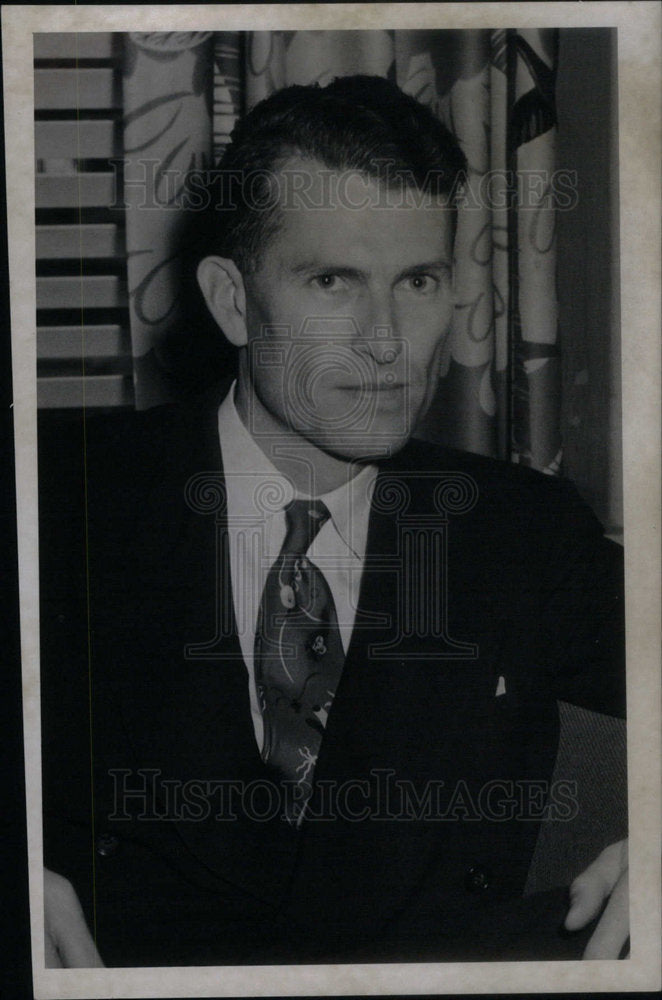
[4,3,660,997]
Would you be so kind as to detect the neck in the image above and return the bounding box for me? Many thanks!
[234,369,366,496]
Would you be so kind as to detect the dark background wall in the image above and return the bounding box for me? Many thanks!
[557,28,622,537]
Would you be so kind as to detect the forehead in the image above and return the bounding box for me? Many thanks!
[263,157,453,267]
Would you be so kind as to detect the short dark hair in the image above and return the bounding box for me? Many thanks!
[191,74,467,275]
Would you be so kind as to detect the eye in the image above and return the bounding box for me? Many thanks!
[402,274,438,293]
[311,273,346,292]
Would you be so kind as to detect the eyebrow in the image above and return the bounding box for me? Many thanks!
[398,261,452,277]
[289,261,363,279]
[288,260,452,281]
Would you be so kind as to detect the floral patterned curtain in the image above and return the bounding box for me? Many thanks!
[122,32,215,407]
[122,29,561,472]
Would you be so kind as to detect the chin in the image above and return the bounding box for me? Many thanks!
[320,431,412,463]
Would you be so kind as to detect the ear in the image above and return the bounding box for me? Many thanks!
[196,256,248,347]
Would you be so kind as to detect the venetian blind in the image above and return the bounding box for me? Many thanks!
[35,32,134,409]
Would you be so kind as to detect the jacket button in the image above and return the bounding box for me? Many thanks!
[95,833,119,858]
[464,865,492,892]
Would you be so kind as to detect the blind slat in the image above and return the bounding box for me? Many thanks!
[35,120,119,159]
[37,325,129,360]
[35,69,119,111]
[37,374,133,409]
[37,224,123,259]
[34,33,116,60]
[36,173,118,209]
[35,34,131,409]
[37,275,127,310]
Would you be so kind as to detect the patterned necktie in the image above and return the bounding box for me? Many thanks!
[254,499,345,822]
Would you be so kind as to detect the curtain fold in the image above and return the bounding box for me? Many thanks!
[122,32,214,408]
[121,29,562,473]
[510,29,562,473]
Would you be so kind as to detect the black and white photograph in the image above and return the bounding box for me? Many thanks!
[3,3,660,997]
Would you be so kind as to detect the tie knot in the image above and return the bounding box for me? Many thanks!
[282,499,329,555]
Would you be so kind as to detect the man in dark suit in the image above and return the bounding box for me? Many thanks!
[41,76,627,967]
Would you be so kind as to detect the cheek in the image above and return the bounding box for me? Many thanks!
[246,278,307,337]
[401,305,452,366]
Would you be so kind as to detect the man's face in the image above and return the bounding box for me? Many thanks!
[240,159,455,465]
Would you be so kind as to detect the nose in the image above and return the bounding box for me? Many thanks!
[351,291,402,365]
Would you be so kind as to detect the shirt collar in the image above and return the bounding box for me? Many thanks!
[218,382,377,556]
[218,382,294,523]
[318,463,377,561]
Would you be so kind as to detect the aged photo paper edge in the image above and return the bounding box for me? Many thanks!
[3,3,660,997]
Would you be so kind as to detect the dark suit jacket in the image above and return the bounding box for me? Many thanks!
[39,384,625,966]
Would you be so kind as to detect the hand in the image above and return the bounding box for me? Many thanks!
[564,838,629,959]
[44,868,105,968]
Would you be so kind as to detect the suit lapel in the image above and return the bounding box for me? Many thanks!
[112,387,300,902]
[285,459,459,938]
[312,450,490,779]
[285,451,517,942]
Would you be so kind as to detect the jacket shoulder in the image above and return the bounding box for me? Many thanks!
[392,437,607,540]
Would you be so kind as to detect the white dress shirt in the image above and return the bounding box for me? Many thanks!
[218,382,378,751]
